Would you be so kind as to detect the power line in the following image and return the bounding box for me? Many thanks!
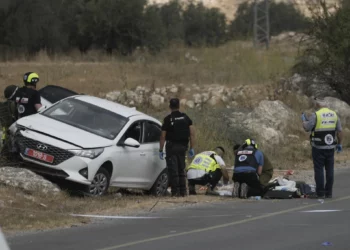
[253,0,270,49]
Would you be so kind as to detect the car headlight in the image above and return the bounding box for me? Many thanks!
[69,148,104,159]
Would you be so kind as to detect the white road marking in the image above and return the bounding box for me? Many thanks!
[301,210,342,213]
[70,214,163,219]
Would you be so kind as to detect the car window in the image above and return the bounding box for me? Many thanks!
[143,121,161,143]
[42,98,128,140]
[123,122,143,143]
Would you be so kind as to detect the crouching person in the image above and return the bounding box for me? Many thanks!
[187,147,229,195]
[232,139,264,199]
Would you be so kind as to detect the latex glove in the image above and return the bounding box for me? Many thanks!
[336,144,342,153]
[301,113,307,122]
[189,148,195,158]
[159,152,164,160]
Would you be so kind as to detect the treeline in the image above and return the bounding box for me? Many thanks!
[0,0,310,57]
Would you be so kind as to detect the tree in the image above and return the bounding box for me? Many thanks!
[183,2,228,47]
[142,6,168,54]
[160,0,184,43]
[2,0,67,55]
[293,1,350,103]
[229,1,311,39]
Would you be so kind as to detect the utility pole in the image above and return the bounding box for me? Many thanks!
[253,0,270,49]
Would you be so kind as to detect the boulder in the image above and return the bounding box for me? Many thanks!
[201,93,210,103]
[208,96,221,106]
[150,94,164,107]
[0,167,61,194]
[324,97,350,126]
[180,99,187,106]
[105,91,121,102]
[193,94,202,104]
[228,100,299,146]
[186,100,195,109]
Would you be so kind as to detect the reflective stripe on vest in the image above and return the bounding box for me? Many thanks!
[311,108,337,146]
[187,151,220,172]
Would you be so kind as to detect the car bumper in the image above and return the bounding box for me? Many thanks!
[20,153,92,185]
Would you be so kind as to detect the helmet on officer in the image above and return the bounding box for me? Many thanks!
[4,85,18,100]
[242,138,258,149]
[23,72,39,88]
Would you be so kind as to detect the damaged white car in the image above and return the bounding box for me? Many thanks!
[9,94,168,196]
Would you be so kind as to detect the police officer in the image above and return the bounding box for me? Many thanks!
[10,72,42,120]
[186,146,229,195]
[232,139,264,199]
[302,97,343,199]
[159,98,195,197]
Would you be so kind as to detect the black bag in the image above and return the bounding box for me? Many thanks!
[263,190,296,199]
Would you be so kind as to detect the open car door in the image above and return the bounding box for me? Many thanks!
[38,85,79,108]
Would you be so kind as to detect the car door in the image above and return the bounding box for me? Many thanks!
[112,120,150,188]
[141,120,166,185]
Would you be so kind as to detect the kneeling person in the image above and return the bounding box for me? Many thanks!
[232,139,264,199]
[187,147,229,195]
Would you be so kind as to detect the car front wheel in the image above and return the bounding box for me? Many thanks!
[88,168,110,196]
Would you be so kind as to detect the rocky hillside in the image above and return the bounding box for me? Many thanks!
[150,0,340,20]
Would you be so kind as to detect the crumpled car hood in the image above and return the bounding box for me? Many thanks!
[16,114,114,148]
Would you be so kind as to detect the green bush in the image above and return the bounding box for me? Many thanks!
[293,1,350,103]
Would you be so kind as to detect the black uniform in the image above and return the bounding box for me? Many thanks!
[11,86,41,119]
[162,111,192,196]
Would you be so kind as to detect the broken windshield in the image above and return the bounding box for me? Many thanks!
[42,98,128,140]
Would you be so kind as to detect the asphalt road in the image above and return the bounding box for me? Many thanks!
[7,168,350,250]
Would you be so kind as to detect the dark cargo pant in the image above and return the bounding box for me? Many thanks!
[166,142,187,196]
[312,147,334,197]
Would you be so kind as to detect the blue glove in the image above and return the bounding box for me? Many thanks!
[159,152,164,160]
[336,144,342,153]
[301,113,307,122]
[189,148,195,158]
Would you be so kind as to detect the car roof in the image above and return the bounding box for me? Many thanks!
[71,95,159,122]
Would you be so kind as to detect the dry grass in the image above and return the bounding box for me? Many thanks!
[0,41,297,97]
[0,185,228,234]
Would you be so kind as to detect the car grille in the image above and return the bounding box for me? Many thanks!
[16,134,75,166]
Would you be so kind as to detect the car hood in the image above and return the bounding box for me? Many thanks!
[16,114,115,148]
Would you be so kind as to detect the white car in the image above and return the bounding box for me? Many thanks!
[10,94,168,196]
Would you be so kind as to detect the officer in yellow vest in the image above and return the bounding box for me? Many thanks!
[186,146,229,195]
[302,97,343,199]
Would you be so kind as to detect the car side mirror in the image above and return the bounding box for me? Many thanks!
[38,105,47,113]
[123,138,140,148]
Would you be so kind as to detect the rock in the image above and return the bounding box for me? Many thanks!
[185,88,191,93]
[150,94,164,107]
[160,87,167,96]
[186,100,195,109]
[221,95,230,103]
[155,88,160,94]
[208,96,220,106]
[180,99,187,106]
[0,167,61,194]
[228,100,300,146]
[129,100,135,106]
[193,94,202,104]
[201,93,210,103]
[105,91,121,102]
[169,86,178,94]
[324,97,350,126]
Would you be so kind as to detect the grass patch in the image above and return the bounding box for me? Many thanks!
[0,41,297,97]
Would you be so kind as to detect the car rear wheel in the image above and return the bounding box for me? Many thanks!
[88,168,110,196]
[148,170,169,196]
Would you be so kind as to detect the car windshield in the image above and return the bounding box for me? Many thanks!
[41,98,128,140]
